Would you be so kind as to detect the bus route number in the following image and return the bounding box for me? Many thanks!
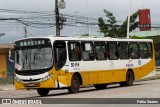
[71,63,80,67]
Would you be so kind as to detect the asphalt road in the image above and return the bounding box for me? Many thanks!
[1,79,160,107]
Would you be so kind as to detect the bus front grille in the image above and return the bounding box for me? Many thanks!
[23,83,40,88]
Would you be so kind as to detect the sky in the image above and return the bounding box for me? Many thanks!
[0,0,160,44]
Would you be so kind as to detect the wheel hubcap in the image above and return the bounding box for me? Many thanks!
[73,80,79,90]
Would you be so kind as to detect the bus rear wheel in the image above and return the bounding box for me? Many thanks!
[120,70,134,87]
[68,75,80,93]
[37,88,49,96]
[94,84,107,89]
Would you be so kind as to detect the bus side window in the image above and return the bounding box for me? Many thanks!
[118,42,129,59]
[148,42,153,58]
[54,41,67,71]
[94,42,107,60]
[107,42,118,60]
[68,42,81,61]
[129,42,139,59]
[139,43,148,59]
[81,42,94,61]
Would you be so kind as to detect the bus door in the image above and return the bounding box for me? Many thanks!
[53,41,67,71]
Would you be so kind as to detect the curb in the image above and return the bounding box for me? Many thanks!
[136,75,160,82]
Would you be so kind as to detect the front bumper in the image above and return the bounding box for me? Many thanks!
[14,77,55,90]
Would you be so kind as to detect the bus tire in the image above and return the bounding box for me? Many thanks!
[120,70,134,87]
[37,88,49,96]
[94,84,107,89]
[68,75,80,93]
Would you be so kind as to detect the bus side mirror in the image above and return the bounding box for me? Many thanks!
[9,48,14,63]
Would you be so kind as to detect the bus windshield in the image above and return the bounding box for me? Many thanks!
[15,46,53,71]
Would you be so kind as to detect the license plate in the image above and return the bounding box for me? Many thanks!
[28,83,35,86]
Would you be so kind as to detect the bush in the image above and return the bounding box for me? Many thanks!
[0,71,13,84]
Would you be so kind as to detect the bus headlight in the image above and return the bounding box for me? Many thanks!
[14,76,22,82]
[40,73,53,81]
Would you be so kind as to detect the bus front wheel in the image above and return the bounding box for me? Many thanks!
[37,88,49,96]
[120,70,134,87]
[68,75,80,93]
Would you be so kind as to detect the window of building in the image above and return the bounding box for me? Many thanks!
[81,42,94,61]
[139,43,148,59]
[94,42,107,60]
[129,42,139,59]
[118,42,129,59]
[68,42,81,61]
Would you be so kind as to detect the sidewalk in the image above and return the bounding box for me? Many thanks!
[0,84,15,91]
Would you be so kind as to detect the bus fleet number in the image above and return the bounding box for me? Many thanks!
[71,63,80,67]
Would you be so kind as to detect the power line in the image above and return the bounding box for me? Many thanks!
[1,9,160,30]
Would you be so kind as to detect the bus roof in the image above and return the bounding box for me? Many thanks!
[15,35,153,42]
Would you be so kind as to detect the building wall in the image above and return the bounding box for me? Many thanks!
[0,48,14,78]
[6,55,14,76]
[0,54,7,72]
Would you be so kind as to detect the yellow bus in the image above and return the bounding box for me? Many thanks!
[12,36,155,96]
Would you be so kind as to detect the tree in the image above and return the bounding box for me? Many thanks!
[98,9,139,38]
[0,71,9,78]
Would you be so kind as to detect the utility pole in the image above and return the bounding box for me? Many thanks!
[24,26,27,38]
[55,0,60,36]
[87,0,90,36]
[127,0,132,39]
[74,12,78,37]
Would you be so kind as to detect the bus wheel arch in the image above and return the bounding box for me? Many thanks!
[128,69,135,80]
[73,72,82,85]
[120,69,134,87]
[68,72,82,93]
[126,69,134,86]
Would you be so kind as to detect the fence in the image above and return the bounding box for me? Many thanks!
[156,66,160,72]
